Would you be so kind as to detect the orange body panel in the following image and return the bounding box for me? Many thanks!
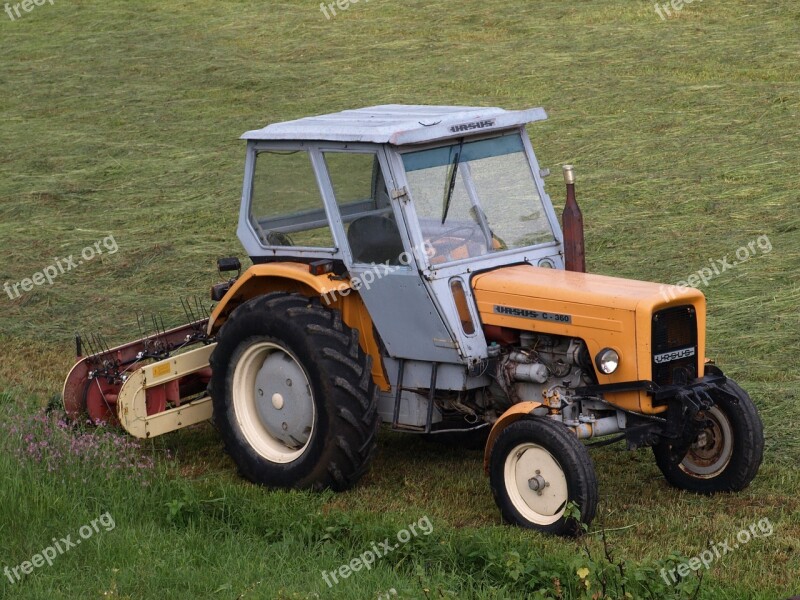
[472,265,706,414]
[207,263,389,390]
[209,263,707,411]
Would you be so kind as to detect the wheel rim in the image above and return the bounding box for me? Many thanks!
[679,406,733,478]
[232,341,315,464]
[503,442,569,526]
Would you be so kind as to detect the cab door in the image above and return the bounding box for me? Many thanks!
[315,145,462,364]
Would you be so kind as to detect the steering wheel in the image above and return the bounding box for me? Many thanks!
[255,221,294,247]
[427,224,486,262]
[427,224,480,247]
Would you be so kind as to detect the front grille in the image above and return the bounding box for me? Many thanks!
[652,305,698,386]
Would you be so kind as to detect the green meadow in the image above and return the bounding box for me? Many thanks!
[0,1,798,598]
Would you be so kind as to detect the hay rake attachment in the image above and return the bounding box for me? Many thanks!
[62,299,217,438]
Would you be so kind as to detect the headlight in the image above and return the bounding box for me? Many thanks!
[595,348,619,374]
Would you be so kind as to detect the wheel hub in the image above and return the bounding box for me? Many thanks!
[254,352,314,449]
[688,417,723,465]
[527,471,550,495]
[680,406,733,477]
[505,443,569,524]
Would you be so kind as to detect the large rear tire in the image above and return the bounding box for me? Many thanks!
[210,293,380,491]
[653,380,763,493]
[489,418,597,536]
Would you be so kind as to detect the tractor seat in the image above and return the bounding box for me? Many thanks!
[347,215,405,265]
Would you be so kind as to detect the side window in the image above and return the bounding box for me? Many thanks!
[323,152,405,265]
[249,150,334,248]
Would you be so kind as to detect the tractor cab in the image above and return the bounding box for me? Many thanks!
[236,105,563,366]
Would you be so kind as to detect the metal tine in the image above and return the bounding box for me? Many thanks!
[97,332,106,354]
[181,296,196,324]
[92,333,111,362]
[180,297,189,322]
[135,311,153,353]
[196,296,210,320]
[87,333,98,357]
[99,333,112,356]
[93,333,104,356]
[85,333,100,359]
[136,310,147,339]
[81,332,94,358]
[92,333,102,357]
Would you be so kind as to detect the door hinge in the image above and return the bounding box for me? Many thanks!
[391,186,409,202]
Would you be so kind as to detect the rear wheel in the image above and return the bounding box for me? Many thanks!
[210,293,380,491]
[489,418,597,536]
[653,380,763,493]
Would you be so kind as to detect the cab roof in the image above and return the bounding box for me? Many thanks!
[241,104,547,146]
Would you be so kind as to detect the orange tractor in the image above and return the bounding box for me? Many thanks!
[64,106,763,535]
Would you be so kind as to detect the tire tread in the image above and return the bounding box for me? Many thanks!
[210,292,380,492]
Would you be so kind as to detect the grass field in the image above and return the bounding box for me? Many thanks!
[1,1,799,598]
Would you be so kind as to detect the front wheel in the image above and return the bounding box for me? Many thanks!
[489,418,598,536]
[653,380,764,493]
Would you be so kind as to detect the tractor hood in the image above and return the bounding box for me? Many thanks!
[471,262,707,394]
[471,264,707,415]
[472,264,702,313]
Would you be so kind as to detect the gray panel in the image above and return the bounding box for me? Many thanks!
[382,358,490,391]
[350,268,461,363]
[377,390,442,427]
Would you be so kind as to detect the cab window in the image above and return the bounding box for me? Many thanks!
[249,150,334,248]
[323,152,406,265]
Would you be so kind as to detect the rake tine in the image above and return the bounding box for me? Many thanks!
[136,311,145,339]
[94,333,109,357]
[180,297,191,324]
[196,296,209,320]
[81,332,91,357]
[94,333,102,356]
[84,333,97,358]
[183,297,196,323]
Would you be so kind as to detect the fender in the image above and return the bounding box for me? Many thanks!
[207,262,350,335]
[207,262,389,390]
[483,401,543,474]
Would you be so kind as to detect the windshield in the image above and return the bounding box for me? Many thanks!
[402,133,554,265]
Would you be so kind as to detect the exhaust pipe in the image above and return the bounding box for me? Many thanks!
[562,165,586,273]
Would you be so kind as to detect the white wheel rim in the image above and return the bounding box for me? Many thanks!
[232,341,315,464]
[504,442,569,526]
[680,406,733,478]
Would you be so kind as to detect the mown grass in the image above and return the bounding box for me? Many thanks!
[1,0,798,598]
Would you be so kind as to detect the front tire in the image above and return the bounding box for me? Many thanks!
[653,380,763,493]
[489,418,598,536]
[210,293,380,491]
